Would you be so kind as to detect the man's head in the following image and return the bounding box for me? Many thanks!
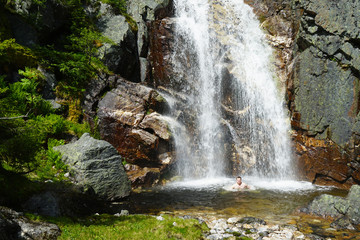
[236,176,242,185]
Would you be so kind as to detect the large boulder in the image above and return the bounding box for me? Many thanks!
[54,133,131,201]
[97,78,174,187]
[0,206,61,240]
[303,185,360,230]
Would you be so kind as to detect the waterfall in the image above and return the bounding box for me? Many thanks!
[166,0,294,180]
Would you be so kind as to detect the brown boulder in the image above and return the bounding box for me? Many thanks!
[98,78,174,187]
[125,164,161,188]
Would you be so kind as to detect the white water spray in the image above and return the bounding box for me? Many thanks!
[167,0,294,180]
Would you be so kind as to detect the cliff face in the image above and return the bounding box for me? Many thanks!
[290,0,360,188]
[3,0,360,188]
[247,0,360,188]
[116,0,360,188]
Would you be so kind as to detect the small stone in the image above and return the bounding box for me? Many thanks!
[120,210,129,216]
[243,223,252,229]
[227,217,240,224]
[156,216,164,221]
[210,229,217,234]
[173,222,177,226]
[293,231,305,239]
[267,224,279,231]
[64,172,70,178]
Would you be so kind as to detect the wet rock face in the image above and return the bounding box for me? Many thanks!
[284,0,360,187]
[98,78,174,187]
[147,17,176,88]
[248,0,360,188]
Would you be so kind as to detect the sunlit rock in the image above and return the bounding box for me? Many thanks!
[98,79,173,187]
[54,133,131,200]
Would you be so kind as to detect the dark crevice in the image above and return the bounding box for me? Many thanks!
[296,36,311,53]
[313,173,352,185]
[348,38,360,49]
[143,128,155,135]
[302,8,317,18]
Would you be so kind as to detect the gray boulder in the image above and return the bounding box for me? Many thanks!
[0,206,60,240]
[304,185,360,229]
[54,133,131,201]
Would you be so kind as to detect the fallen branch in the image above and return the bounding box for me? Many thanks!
[0,110,31,120]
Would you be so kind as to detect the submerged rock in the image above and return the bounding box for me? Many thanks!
[54,133,131,201]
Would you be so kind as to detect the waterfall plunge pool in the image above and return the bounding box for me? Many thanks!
[117,178,347,226]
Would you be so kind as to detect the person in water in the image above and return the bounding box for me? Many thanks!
[231,176,250,190]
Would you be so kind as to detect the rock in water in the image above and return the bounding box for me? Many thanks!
[304,185,360,228]
[54,133,131,201]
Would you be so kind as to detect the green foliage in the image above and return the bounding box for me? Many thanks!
[101,0,127,14]
[0,39,37,68]
[10,67,52,115]
[32,214,209,240]
[0,114,65,171]
[34,138,67,181]
[0,0,109,181]
[66,120,99,139]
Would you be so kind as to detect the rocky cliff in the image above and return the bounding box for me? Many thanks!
[246,0,360,188]
[3,0,360,189]
[127,0,360,187]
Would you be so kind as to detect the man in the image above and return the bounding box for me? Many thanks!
[231,176,250,190]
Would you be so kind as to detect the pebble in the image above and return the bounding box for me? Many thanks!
[114,210,129,217]
[156,216,164,221]
[227,217,240,224]
[205,216,307,240]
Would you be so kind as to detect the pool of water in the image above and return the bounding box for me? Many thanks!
[120,177,348,224]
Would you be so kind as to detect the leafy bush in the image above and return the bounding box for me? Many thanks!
[34,138,67,181]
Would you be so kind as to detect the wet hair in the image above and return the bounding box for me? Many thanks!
[236,176,242,179]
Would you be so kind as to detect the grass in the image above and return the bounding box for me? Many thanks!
[29,214,209,240]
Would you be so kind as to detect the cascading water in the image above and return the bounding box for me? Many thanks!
[165,0,294,180]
